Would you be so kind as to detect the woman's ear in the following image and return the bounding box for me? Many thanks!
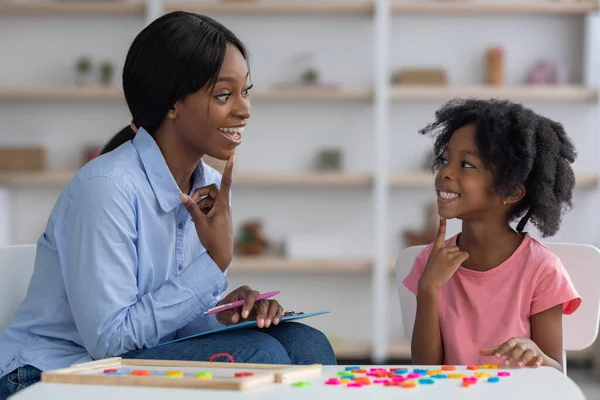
[504,184,526,205]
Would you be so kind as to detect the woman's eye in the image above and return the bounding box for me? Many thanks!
[216,93,231,102]
[242,85,253,97]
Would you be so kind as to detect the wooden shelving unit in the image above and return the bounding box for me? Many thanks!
[230,256,372,273]
[0,170,373,188]
[251,86,372,102]
[0,86,124,101]
[2,170,596,189]
[331,341,372,359]
[0,1,145,16]
[332,341,411,359]
[390,171,600,189]
[164,2,373,16]
[0,85,371,102]
[388,341,411,359]
[391,1,599,15]
[390,85,599,102]
[233,172,372,188]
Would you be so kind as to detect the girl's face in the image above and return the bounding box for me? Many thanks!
[434,124,504,221]
[172,43,252,160]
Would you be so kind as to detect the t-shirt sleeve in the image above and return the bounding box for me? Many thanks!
[402,245,433,296]
[531,255,581,316]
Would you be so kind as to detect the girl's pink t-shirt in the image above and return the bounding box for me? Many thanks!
[403,233,581,366]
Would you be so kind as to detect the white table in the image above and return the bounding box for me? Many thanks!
[10,365,585,400]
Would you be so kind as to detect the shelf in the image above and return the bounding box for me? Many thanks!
[331,341,372,359]
[2,170,595,189]
[390,85,599,102]
[388,341,411,359]
[0,85,371,102]
[0,1,145,16]
[164,1,373,16]
[0,85,123,101]
[234,172,372,188]
[0,170,373,188]
[330,341,411,360]
[251,86,372,102]
[390,171,599,189]
[230,257,372,273]
[392,1,599,15]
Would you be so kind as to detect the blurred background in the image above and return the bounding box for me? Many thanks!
[0,0,599,395]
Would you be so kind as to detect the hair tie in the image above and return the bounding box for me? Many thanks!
[129,120,138,133]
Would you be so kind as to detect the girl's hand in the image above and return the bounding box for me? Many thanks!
[418,217,469,293]
[480,337,545,367]
[180,155,234,272]
[215,286,284,328]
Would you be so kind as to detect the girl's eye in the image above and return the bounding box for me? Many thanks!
[462,161,474,168]
[440,157,448,165]
[216,93,231,102]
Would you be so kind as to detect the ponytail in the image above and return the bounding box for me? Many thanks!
[100,125,136,155]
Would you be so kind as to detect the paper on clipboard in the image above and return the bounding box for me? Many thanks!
[151,311,330,348]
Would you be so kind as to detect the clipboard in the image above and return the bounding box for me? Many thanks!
[152,310,330,348]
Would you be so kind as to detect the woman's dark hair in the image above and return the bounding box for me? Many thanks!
[419,98,577,237]
[101,11,248,154]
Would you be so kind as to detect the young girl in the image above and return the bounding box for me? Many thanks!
[0,12,335,398]
[403,98,581,371]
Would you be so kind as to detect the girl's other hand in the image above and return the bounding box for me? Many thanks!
[480,337,545,368]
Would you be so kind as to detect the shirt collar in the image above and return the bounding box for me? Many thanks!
[133,127,207,213]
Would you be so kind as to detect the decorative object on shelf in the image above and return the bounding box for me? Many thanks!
[402,202,438,247]
[486,46,504,86]
[0,146,46,171]
[526,59,568,84]
[235,219,270,256]
[315,148,343,171]
[295,52,320,85]
[99,60,115,86]
[82,145,102,166]
[75,56,93,86]
[392,67,447,86]
[202,155,227,173]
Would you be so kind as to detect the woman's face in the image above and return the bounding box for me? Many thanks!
[172,43,252,160]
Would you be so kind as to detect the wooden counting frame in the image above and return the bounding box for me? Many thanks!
[41,357,322,391]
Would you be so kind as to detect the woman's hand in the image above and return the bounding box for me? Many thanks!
[215,286,284,328]
[180,155,234,272]
[418,217,469,294]
[480,337,545,367]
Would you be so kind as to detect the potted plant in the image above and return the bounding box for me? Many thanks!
[301,67,319,84]
[75,56,92,85]
[99,60,115,86]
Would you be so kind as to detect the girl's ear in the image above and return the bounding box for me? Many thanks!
[167,107,177,119]
[504,184,526,205]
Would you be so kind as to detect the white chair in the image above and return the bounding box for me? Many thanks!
[395,243,600,375]
[0,244,37,331]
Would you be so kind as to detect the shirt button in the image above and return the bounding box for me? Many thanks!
[178,223,183,229]
[213,291,218,297]
[178,265,183,271]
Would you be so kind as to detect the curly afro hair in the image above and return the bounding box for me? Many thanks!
[419,98,577,238]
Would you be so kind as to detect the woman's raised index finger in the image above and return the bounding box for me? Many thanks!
[220,154,235,204]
